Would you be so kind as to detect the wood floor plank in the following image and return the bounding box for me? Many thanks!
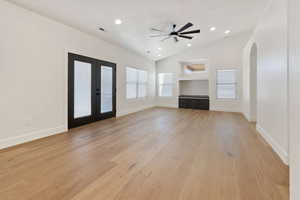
[0,108,289,200]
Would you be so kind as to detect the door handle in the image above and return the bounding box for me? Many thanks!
[96,92,100,96]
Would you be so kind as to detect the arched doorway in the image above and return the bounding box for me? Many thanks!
[249,43,257,122]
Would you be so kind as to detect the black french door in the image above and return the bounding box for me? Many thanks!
[68,53,116,129]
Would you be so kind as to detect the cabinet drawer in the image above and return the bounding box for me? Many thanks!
[179,98,209,110]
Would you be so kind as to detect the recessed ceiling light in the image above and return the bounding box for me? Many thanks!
[187,43,192,47]
[158,54,161,57]
[210,27,216,31]
[158,47,162,51]
[225,30,231,34]
[114,19,122,25]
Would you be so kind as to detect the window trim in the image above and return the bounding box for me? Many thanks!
[216,68,238,100]
[126,67,148,100]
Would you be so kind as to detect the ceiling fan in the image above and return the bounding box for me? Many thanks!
[150,22,200,42]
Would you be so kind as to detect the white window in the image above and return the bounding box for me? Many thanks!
[216,69,237,99]
[126,67,138,99]
[138,70,148,98]
[126,67,148,99]
[158,73,173,97]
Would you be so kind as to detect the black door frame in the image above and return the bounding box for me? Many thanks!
[68,53,116,129]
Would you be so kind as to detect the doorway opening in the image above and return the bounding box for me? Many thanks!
[68,53,116,129]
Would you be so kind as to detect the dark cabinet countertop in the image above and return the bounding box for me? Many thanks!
[178,95,209,100]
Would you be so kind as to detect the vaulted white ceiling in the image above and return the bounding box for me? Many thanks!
[8,0,269,60]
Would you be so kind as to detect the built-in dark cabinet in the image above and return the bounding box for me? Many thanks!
[179,95,209,110]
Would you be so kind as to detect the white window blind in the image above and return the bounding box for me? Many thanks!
[158,73,173,97]
[216,69,237,99]
[138,70,148,98]
[126,67,138,99]
[126,67,148,99]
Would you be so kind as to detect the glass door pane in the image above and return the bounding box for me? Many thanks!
[74,61,92,118]
[101,66,113,113]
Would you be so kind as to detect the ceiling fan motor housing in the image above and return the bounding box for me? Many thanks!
[150,22,200,42]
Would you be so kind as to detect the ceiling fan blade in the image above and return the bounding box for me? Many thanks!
[177,22,193,33]
[174,37,179,42]
[180,29,200,35]
[161,36,171,42]
[149,34,169,37]
[179,35,193,39]
[150,28,166,33]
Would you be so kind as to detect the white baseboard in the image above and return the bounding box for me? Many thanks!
[0,125,67,150]
[117,104,155,117]
[210,107,241,113]
[243,112,251,121]
[256,124,289,165]
[1,105,154,150]
[156,104,178,109]
[242,112,257,122]
[210,104,241,113]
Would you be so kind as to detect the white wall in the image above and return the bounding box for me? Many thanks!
[156,32,251,112]
[0,1,156,149]
[250,44,258,122]
[289,0,300,198]
[248,0,289,165]
[179,80,209,96]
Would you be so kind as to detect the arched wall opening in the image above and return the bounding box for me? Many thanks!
[249,43,258,122]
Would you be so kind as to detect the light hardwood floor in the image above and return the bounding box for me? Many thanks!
[0,108,289,200]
